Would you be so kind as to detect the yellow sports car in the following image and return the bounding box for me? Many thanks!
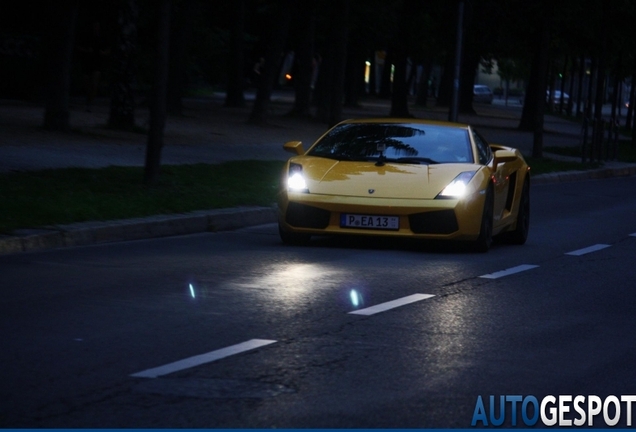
[277,118,530,252]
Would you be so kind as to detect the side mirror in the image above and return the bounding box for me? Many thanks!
[493,149,517,167]
[283,141,304,155]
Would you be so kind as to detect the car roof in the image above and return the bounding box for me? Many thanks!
[338,118,471,130]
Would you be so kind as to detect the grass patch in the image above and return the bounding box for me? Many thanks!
[0,153,622,233]
[545,140,636,163]
[0,160,284,233]
[525,157,602,175]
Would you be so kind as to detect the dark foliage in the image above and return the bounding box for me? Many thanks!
[4,0,636,176]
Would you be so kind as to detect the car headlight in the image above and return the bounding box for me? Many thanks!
[287,162,309,192]
[436,171,476,199]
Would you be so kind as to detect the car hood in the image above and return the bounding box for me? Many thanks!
[296,157,482,199]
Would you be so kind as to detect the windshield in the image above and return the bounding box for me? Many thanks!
[308,123,474,164]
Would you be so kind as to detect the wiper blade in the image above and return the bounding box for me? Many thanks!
[394,157,440,164]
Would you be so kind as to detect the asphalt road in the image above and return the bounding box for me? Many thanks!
[1,176,636,428]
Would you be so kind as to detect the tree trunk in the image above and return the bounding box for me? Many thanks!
[144,0,171,185]
[415,60,432,106]
[436,54,454,107]
[43,0,78,131]
[575,55,585,118]
[585,57,597,120]
[544,62,553,113]
[344,46,365,107]
[389,44,409,117]
[557,56,568,113]
[167,0,196,114]
[368,50,377,96]
[518,61,539,131]
[531,23,550,158]
[593,55,606,123]
[610,54,622,122]
[518,22,549,136]
[566,56,576,116]
[224,0,246,108]
[517,19,549,158]
[378,49,393,99]
[248,0,291,125]
[626,68,635,130]
[326,0,349,127]
[288,2,315,117]
[459,54,478,114]
[389,0,412,118]
[108,0,139,130]
[315,0,349,127]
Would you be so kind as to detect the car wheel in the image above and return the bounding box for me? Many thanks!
[278,223,311,246]
[473,187,493,253]
[505,178,530,245]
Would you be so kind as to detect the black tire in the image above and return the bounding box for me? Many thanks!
[505,178,530,245]
[472,187,494,253]
[278,223,311,246]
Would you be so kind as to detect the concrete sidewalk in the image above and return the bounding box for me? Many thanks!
[1,93,635,255]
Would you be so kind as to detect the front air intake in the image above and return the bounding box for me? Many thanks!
[285,202,331,229]
[409,210,459,234]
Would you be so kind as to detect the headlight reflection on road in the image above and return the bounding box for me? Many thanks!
[200,263,368,312]
[350,289,363,308]
[425,295,474,361]
[259,263,339,295]
[231,263,347,308]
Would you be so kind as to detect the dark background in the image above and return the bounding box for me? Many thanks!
[2,0,636,172]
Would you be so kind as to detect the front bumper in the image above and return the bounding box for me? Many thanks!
[277,190,487,241]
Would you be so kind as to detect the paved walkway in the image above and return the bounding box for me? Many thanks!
[1,92,635,255]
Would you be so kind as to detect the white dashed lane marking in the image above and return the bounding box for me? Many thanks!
[479,264,539,279]
[129,236,632,378]
[130,339,277,378]
[565,244,611,256]
[349,293,435,316]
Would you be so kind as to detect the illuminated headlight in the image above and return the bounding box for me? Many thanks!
[437,171,476,199]
[287,163,308,192]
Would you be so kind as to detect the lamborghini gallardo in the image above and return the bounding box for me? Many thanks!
[277,119,530,252]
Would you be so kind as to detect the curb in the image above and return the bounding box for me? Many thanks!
[532,164,636,185]
[0,206,277,256]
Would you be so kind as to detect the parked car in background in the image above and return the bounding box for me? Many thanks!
[473,85,494,104]
[546,90,569,106]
